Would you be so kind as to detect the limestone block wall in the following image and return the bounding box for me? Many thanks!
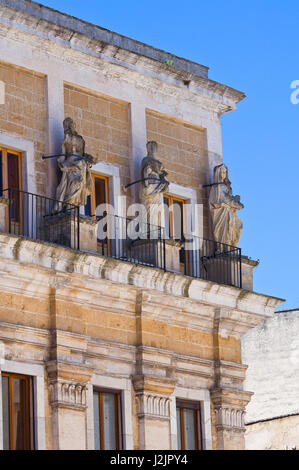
[64,83,131,200]
[0,234,283,450]
[0,61,48,195]
[241,309,299,450]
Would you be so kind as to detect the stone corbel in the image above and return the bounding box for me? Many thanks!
[49,380,87,410]
[46,360,93,411]
[133,375,176,420]
[211,388,253,432]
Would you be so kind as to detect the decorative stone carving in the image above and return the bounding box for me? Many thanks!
[49,380,87,410]
[55,117,95,209]
[209,164,244,247]
[139,141,169,227]
[211,388,253,450]
[135,393,171,419]
[214,407,246,430]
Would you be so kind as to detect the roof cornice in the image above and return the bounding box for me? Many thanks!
[0,0,246,112]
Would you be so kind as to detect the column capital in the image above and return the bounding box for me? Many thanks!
[46,360,93,410]
[211,388,253,431]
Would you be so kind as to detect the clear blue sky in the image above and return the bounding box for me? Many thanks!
[39,0,299,309]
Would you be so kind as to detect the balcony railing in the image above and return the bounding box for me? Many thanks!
[2,188,80,250]
[181,234,242,288]
[1,189,242,288]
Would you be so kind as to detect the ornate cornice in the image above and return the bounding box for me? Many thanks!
[133,375,175,420]
[0,0,245,113]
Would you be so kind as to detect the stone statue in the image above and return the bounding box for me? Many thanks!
[209,164,244,247]
[139,141,169,227]
[55,117,95,209]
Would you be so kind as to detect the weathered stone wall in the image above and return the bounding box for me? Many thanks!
[245,415,299,450]
[0,233,282,449]
[0,61,48,195]
[242,309,299,450]
[64,83,131,199]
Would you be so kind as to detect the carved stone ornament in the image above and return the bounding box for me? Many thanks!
[49,379,87,410]
[135,392,171,419]
[55,117,95,208]
[214,407,246,430]
[209,164,244,247]
[139,141,169,227]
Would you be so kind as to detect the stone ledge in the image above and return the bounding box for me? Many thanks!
[0,233,284,320]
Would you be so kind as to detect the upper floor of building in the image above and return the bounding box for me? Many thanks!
[0,0,254,290]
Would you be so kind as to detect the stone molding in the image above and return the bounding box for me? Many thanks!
[0,234,283,320]
[46,360,93,410]
[132,375,177,396]
[133,375,175,420]
[214,407,246,430]
[135,393,171,420]
[49,379,87,410]
[211,388,253,431]
[0,2,246,114]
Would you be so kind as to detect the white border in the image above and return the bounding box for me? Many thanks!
[91,161,124,218]
[0,131,36,194]
[170,387,212,450]
[0,358,46,450]
[86,374,133,450]
[163,183,203,238]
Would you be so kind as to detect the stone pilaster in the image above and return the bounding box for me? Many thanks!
[211,388,253,450]
[241,256,259,291]
[46,360,93,450]
[0,198,9,234]
[133,375,176,450]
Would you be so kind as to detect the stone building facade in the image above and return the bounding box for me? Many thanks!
[242,309,299,450]
[0,0,283,450]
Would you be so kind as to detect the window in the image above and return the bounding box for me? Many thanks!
[176,401,203,450]
[85,173,109,217]
[164,195,188,272]
[93,390,122,450]
[163,194,185,240]
[0,147,22,193]
[1,373,34,450]
[0,147,22,232]
[85,173,109,254]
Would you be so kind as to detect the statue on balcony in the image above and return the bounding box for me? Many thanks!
[55,117,95,209]
[139,141,169,227]
[209,164,244,247]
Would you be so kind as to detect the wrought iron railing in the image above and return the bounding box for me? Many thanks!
[1,189,242,288]
[181,234,242,288]
[95,215,241,288]
[2,188,80,250]
[96,214,166,271]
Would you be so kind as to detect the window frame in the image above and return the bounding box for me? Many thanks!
[163,194,186,240]
[89,173,109,218]
[176,400,203,451]
[1,372,32,450]
[0,147,22,192]
[93,388,122,450]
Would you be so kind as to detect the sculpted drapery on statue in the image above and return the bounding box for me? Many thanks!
[209,164,244,247]
[55,117,95,209]
[139,141,169,227]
